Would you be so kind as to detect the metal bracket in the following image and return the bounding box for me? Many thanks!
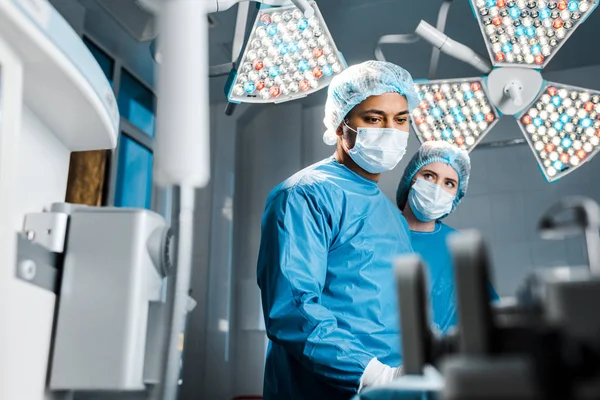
[487,67,543,116]
[232,1,250,63]
[23,210,69,253]
[209,62,236,77]
[15,233,61,293]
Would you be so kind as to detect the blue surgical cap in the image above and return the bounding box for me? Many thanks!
[396,141,471,218]
[323,60,419,145]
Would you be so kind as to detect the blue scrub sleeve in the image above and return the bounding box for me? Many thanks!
[257,187,376,392]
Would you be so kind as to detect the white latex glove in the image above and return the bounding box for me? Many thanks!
[358,357,403,393]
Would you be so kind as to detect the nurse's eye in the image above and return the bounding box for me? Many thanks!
[395,117,408,124]
[423,173,435,180]
[445,180,456,188]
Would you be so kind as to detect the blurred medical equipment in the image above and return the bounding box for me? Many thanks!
[0,0,210,399]
[21,202,197,395]
[25,204,171,387]
[0,0,118,398]
[376,0,600,183]
[149,1,210,399]
[377,195,600,400]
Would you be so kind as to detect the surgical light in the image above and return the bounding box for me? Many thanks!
[226,1,345,104]
[516,82,600,181]
[376,0,598,182]
[470,0,598,69]
[411,78,500,152]
[146,0,342,111]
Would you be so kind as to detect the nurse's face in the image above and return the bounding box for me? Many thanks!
[413,162,459,196]
[337,92,410,149]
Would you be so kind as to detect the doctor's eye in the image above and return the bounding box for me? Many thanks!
[365,116,382,124]
[395,117,408,124]
[423,173,435,180]
[445,180,456,188]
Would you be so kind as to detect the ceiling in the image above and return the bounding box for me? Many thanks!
[58,0,600,106]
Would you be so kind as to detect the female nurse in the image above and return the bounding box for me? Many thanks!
[396,140,499,335]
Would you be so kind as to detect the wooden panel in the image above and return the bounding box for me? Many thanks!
[65,150,109,206]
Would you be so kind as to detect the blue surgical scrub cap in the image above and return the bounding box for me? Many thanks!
[396,141,471,217]
[323,60,419,145]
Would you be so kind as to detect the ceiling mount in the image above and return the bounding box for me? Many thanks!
[487,67,543,115]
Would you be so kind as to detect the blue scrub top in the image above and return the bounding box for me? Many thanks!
[257,158,414,400]
[351,224,500,400]
[410,223,499,334]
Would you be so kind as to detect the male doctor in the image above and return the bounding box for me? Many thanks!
[257,60,420,399]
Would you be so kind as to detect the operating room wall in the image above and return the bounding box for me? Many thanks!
[231,101,305,397]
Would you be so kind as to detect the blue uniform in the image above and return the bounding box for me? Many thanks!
[257,158,414,400]
[410,223,499,334]
[350,224,499,400]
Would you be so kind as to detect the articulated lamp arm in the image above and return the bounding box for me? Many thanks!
[207,0,314,17]
[139,0,314,17]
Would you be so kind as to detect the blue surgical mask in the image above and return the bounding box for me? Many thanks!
[408,178,455,222]
[344,123,409,174]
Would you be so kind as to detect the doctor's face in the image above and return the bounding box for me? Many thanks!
[413,162,459,196]
[337,92,410,149]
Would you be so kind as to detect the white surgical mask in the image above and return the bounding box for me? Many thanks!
[408,178,455,222]
[344,123,409,174]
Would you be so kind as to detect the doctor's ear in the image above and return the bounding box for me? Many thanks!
[336,124,344,137]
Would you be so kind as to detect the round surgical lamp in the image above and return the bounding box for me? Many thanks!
[377,1,600,182]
